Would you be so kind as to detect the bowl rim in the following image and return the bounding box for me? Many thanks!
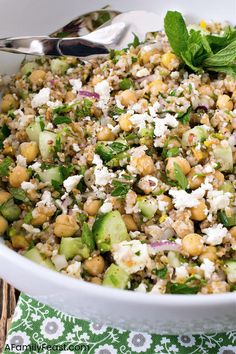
[0,242,235,306]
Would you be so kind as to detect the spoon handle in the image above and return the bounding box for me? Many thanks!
[0,36,109,58]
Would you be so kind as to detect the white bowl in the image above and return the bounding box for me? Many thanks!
[0,0,235,334]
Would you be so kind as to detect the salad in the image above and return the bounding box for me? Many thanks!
[0,11,235,294]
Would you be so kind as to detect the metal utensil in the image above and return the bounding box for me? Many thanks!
[0,11,163,59]
[49,9,121,38]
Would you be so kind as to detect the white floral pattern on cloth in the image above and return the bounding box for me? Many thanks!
[3,294,236,354]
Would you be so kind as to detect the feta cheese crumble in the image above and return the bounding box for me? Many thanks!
[206,190,231,213]
[154,114,179,137]
[16,154,27,167]
[200,258,215,279]
[100,202,113,213]
[69,78,82,93]
[63,175,82,193]
[21,181,36,191]
[95,80,110,105]
[31,88,50,108]
[169,189,205,210]
[202,223,228,245]
[112,240,150,274]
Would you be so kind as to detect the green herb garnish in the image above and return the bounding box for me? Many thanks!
[164,11,236,76]
[9,187,29,202]
[95,142,128,162]
[218,211,236,227]
[108,106,125,117]
[173,162,188,189]
[154,266,168,279]
[53,116,72,125]
[76,98,93,118]
[0,124,10,149]
[111,180,130,197]
[177,106,192,124]
[0,157,12,177]
[119,78,134,90]
[128,33,141,48]
[81,222,95,251]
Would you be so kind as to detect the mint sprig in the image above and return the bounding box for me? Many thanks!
[164,11,236,76]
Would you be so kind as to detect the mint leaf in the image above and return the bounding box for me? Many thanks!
[76,98,92,118]
[203,39,236,67]
[164,11,189,57]
[0,124,10,149]
[119,78,133,90]
[53,116,72,125]
[218,211,236,227]
[9,187,29,202]
[108,106,125,117]
[81,222,95,251]
[207,26,236,53]
[95,142,128,162]
[154,266,168,279]
[166,282,199,294]
[111,180,130,197]
[128,33,140,48]
[0,157,12,177]
[177,106,192,124]
[173,162,188,189]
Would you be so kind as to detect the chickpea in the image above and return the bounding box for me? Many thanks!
[122,214,138,231]
[31,213,47,226]
[216,94,233,110]
[119,90,137,107]
[166,157,191,181]
[212,170,224,187]
[11,235,28,250]
[97,127,115,141]
[83,255,105,276]
[54,214,79,237]
[31,206,54,226]
[190,200,207,221]
[1,94,19,113]
[148,80,168,96]
[182,233,204,256]
[29,69,46,86]
[9,166,29,188]
[0,190,11,204]
[0,215,8,235]
[111,197,125,214]
[158,195,173,213]
[173,218,194,238]
[83,199,101,216]
[140,48,159,64]
[65,91,76,102]
[229,226,236,239]
[119,113,133,132]
[187,168,205,189]
[90,277,102,285]
[20,142,39,163]
[91,75,103,86]
[198,85,214,97]
[132,154,155,176]
[161,52,179,71]
[199,246,217,262]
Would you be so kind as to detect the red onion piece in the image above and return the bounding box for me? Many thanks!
[149,241,180,253]
[136,74,156,84]
[79,90,100,99]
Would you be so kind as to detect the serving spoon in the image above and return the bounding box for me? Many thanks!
[0,10,163,60]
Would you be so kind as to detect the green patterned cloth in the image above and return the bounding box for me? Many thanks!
[3,294,236,354]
